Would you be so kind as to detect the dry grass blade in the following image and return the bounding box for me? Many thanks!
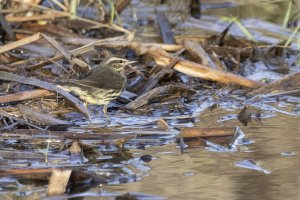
[27,36,129,71]
[42,33,71,59]
[156,11,176,44]
[13,0,132,36]
[0,33,41,54]
[6,12,67,22]
[61,38,183,52]
[51,0,68,11]
[42,34,92,71]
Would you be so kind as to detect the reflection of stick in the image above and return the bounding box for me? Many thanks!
[148,48,265,88]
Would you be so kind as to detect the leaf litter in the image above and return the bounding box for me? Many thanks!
[0,0,299,199]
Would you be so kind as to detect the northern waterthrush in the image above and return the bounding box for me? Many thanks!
[59,58,135,120]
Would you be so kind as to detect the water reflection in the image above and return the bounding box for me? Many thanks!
[105,114,300,200]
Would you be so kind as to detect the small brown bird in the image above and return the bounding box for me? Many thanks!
[59,57,135,120]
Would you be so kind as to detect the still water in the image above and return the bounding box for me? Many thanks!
[104,114,300,200]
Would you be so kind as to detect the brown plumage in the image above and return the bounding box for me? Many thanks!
[58,58,134,120]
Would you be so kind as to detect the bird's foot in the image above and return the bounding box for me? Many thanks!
[103,104,111,126]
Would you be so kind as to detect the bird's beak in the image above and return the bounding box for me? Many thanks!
[124,60,138,66]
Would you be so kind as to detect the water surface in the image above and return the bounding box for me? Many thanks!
[105,114,300,200]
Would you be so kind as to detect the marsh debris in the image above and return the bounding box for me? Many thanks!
[0,0,299,199]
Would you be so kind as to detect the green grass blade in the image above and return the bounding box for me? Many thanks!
[284,24,300,47]
[282,0,292,28]
[70,0,79,17]
[220,16,255,41]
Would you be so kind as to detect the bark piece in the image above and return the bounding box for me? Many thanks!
[184,40,219,70]
[47,169,72,196]
[126,84,196,110]
[156,11,176,44]
[0,89,53,104]
[246,72,300,98]
[181,127,235,138]
[147,48,265,88]
[0,33,41,54]
[115,0,131,13]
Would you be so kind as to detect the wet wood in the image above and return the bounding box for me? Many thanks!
[0,89,53,104]
[0,13,15,40]
[61,38,183,53]
[6,12,67,22]
[0,166,90,177]
[0,150,68,161]
[181,127,236,138]
[246,72,300,98]
[48,169,72,196]
[18,105,71,126]
[156,11,176,44]
[0,108,42,130]
[205,46,253,61]
[41,33,91,72]
[0,129,136,140]
[0,168,54,177]
[183,40,219,70]
[0,33,41,54]
[147,48,265,88]
[190,0,201,19]
[157,118,169,131]
[115,0,131,13]
[138,66,174,96]
[126,84,196,110]
[69,140,84,164]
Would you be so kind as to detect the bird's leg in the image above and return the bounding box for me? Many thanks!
[102,104,110,123]
[84,101,92,123]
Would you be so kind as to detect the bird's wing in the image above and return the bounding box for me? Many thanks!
[77,66,125,89]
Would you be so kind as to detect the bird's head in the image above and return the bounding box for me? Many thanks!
[103,57,136,72]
